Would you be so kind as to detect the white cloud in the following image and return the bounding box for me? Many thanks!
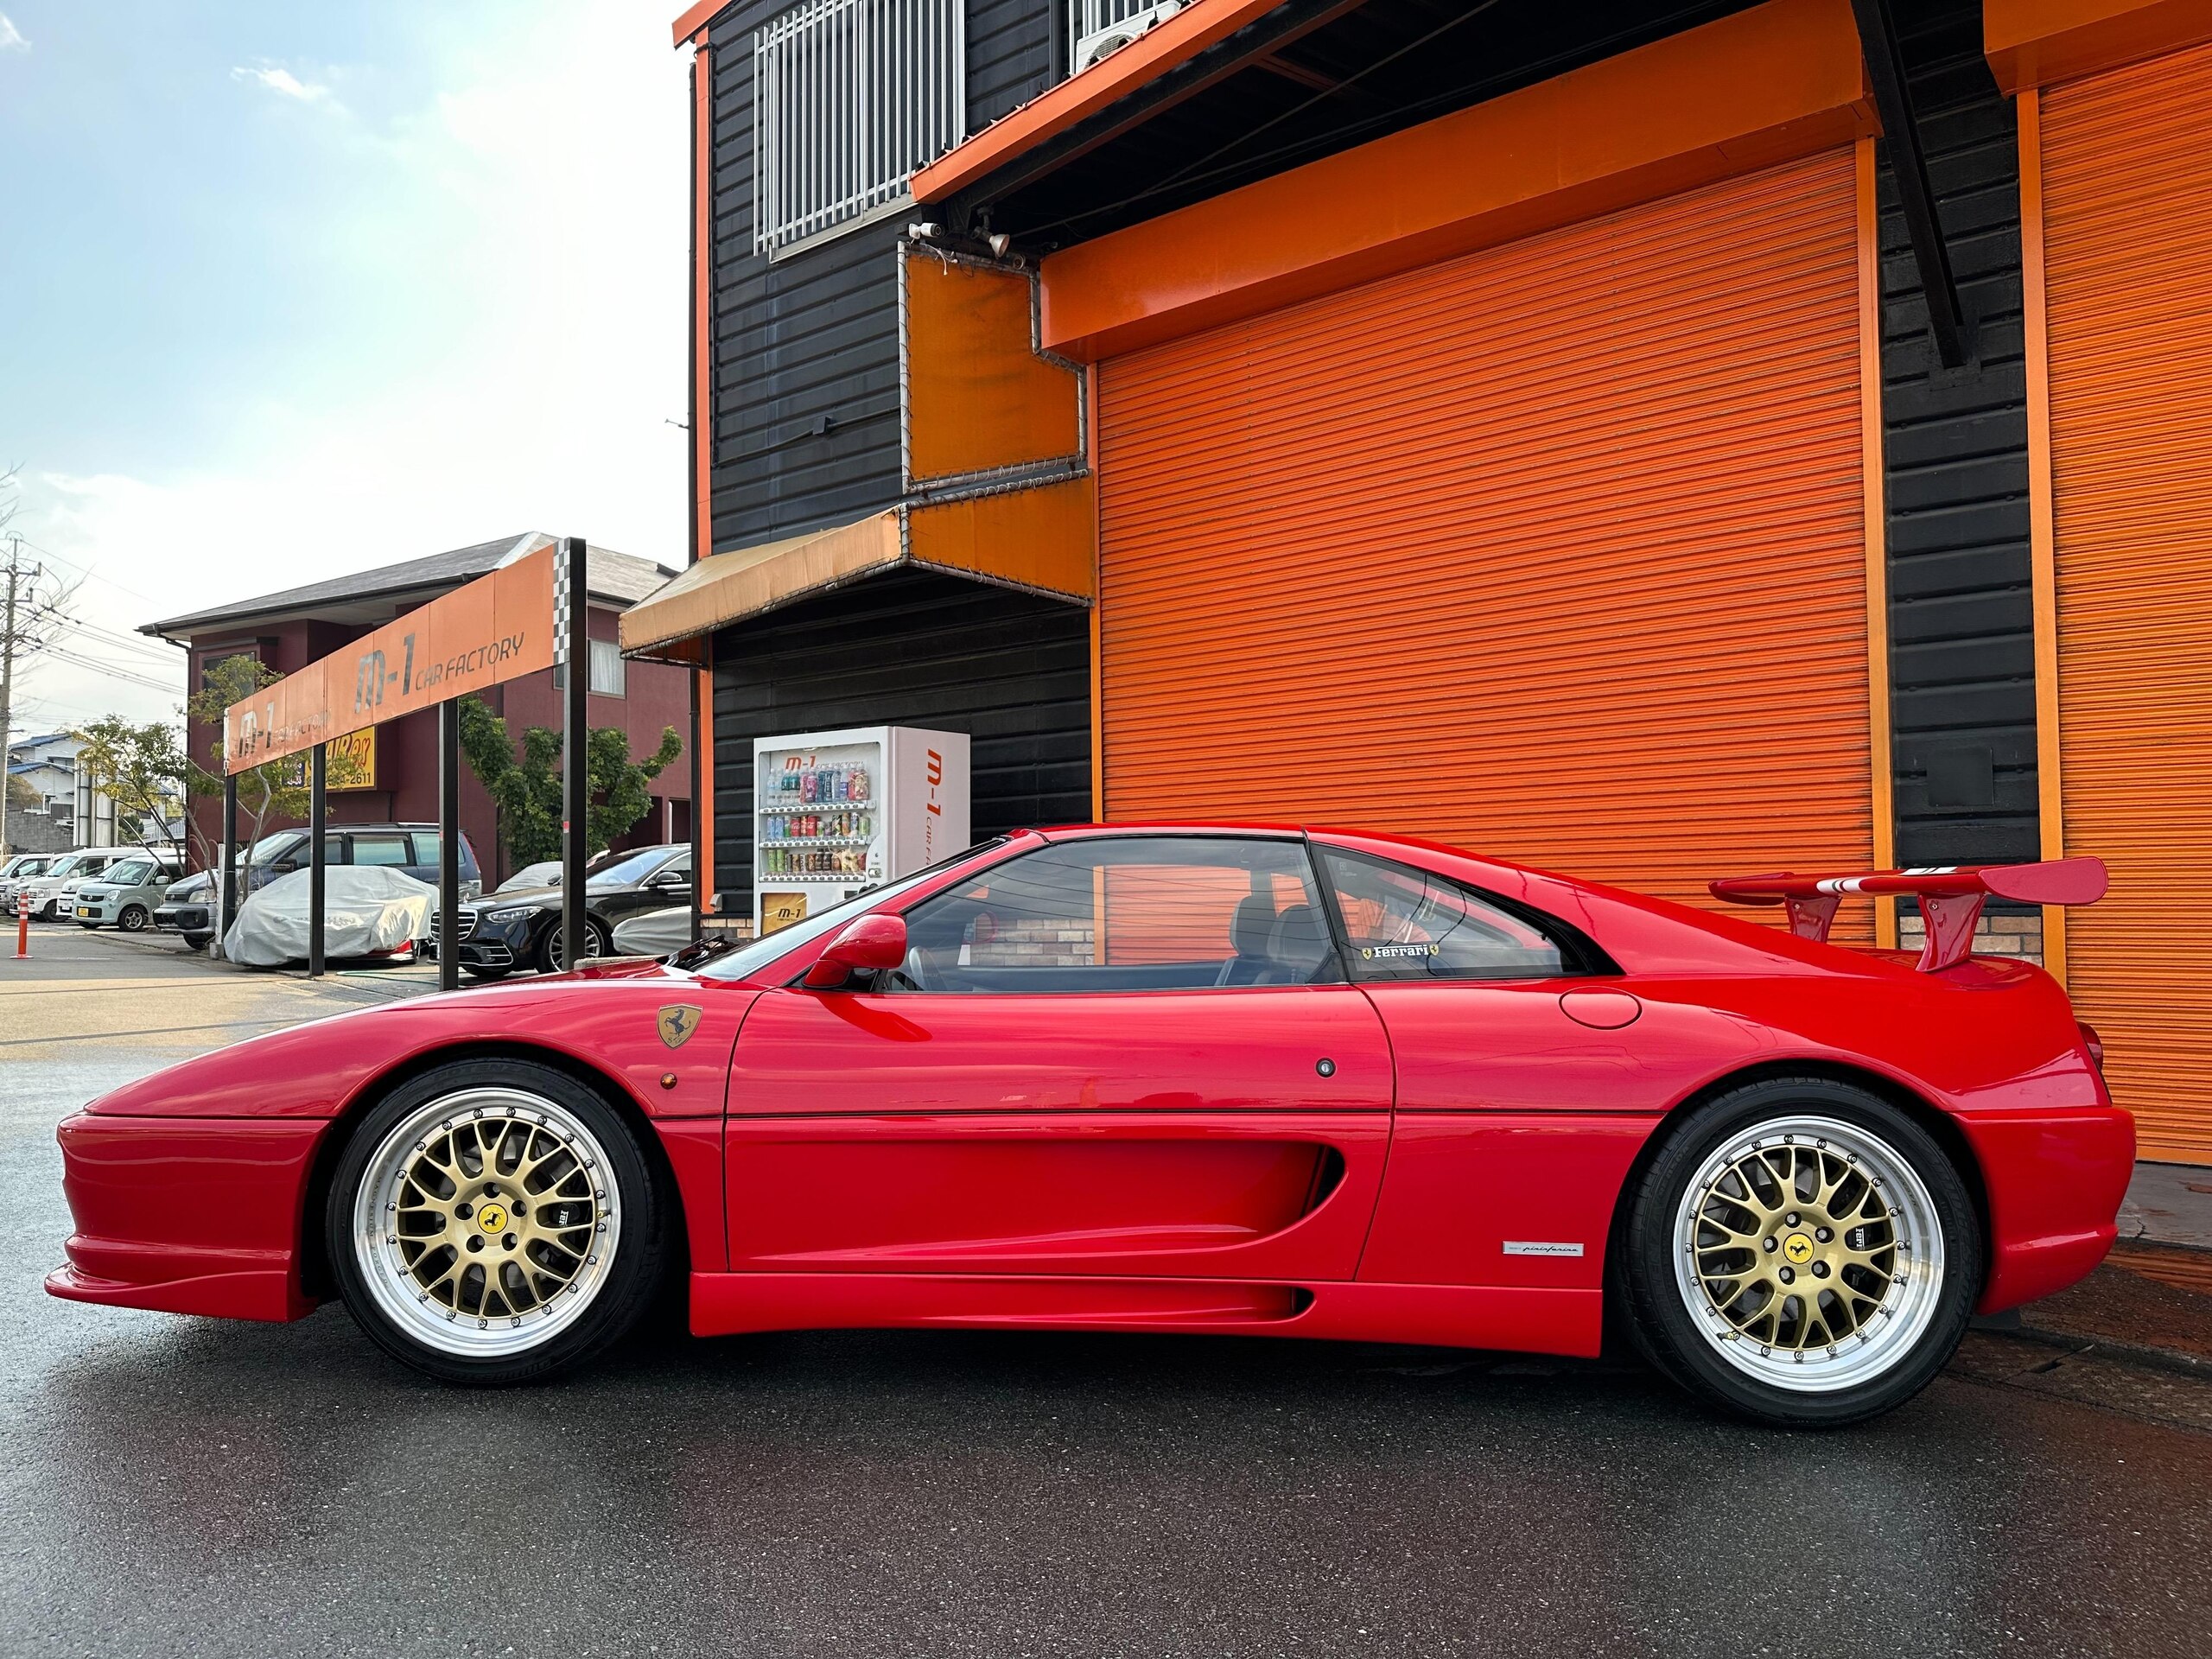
[0,14,29,53]
[232,63,333,103]
[9,0,690,734]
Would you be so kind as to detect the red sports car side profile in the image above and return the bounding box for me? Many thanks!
[48,825,2130,1427]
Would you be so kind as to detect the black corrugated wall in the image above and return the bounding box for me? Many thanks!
[696,0,1072,914]
[710,572,1091,912]
[702,0,1058,550]
[1877,0,2038,866]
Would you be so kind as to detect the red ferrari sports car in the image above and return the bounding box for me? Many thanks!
[48,825,2129,1427]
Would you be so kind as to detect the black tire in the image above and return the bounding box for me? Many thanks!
[533,917,607,976]
[1620,1077,1980,1428]
[462,965,512,982]
[324,1058,668,1385]
[118,905,149,932]
[181,932,211,951]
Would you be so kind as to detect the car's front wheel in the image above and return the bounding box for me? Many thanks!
[534,918,606,975]
[325,1059,666,1384]
[118,905,149,931]
[1622,1077,1979,1428]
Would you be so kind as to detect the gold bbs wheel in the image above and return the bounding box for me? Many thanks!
[352,1087,622,1358]
[1671,1114,1946,1394]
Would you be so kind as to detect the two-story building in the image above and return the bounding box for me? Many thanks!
[620,0,2212,1162]
[147,533,692,886]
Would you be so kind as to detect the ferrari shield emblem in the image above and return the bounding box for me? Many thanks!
[656,1004,703,1050]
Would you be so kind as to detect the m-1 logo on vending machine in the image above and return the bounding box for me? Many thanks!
[923,748,944,861]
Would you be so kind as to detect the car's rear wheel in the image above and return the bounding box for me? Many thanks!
[1622,1077,1979,1428]
[535,918,606,975]
[326,1059,665,1384]
[118,905,149,932]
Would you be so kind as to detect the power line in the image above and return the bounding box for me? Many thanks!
[7,535,166,608]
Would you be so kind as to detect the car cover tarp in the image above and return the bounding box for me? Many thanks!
[221,865,432,966]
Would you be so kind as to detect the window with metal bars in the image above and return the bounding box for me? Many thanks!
[1070,0,1184,73]
[753,0,966,256]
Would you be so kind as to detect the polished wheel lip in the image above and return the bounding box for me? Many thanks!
[353,1087,622,1359]
[544,921,604,973]
[1670,1113,1945,1395]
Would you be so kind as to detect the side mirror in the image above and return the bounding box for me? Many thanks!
[801,913,907,989]
[649,869,689,889]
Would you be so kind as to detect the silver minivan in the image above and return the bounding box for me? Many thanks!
[72,853,185,932]
[0,853,58,912]
[20,849,138,921]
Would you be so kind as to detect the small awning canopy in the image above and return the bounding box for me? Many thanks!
[619,476,1095,664]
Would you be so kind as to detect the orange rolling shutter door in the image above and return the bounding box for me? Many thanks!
[1096,150,1872,924]
[2039,42,2212,1162]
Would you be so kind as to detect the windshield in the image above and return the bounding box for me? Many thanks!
[587,848,677,887]
[239,833,302,864]
[45,854,86,877]
[104,859,156,885]
[697,840,1008,983]
[10,858,50,878]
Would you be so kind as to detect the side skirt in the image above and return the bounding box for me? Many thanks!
[690,1272,1602,1358]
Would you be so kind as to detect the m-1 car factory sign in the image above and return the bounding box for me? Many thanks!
[222,542,556,772]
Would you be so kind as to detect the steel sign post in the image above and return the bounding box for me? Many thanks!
[308,743,327,979]
[219,772,238,956]
[559,536,588,972]
[436,700,461,993]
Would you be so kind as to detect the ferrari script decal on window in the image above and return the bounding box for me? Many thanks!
[656,1005,703,1049]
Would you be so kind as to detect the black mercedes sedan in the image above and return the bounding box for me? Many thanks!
[429,842,693,977]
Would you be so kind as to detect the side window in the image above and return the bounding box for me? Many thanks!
[352,834,412,867]
[885,837,1342,994]
[1319,849,1570,982]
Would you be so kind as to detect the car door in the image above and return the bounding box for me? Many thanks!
[724,834,1394,1283]
[600,850,691,927]
[1312,843,1714,1292]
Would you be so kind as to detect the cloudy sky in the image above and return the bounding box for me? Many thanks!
[0,1,692,737]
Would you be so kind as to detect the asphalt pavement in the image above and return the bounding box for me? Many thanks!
[4,925,2211,1658]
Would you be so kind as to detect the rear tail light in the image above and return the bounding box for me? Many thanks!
[2078,1020,2106,1073]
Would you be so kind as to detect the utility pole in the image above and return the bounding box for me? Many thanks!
[0,537,31,857]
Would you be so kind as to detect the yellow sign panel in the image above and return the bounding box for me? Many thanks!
[286,727,378,791]
[761,892,808,934]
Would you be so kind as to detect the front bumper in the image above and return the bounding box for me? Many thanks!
[73,899,117,925]
[155,901,211,933]
[427,909,537,969]
[48,1111,325,1322]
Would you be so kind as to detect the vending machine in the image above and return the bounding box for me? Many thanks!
[752,725,971,935]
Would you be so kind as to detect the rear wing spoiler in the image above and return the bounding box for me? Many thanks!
[1709,858,2107,971]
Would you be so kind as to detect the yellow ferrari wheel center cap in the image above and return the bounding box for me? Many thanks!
[476,1202,509,1234]
[1783,1231,1815,1264]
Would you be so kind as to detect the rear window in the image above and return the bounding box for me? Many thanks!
[350,834,411,867]
[1317,848,1573,982]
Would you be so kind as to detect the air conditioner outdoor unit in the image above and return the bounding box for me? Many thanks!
[1074,0,1183,73]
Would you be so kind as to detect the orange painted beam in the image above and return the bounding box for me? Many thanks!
[671,0,725,48]
[913,0,1289,204]
[1038,0,1874,363]
[1986,0,2212,92]
[690,39,718,909]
